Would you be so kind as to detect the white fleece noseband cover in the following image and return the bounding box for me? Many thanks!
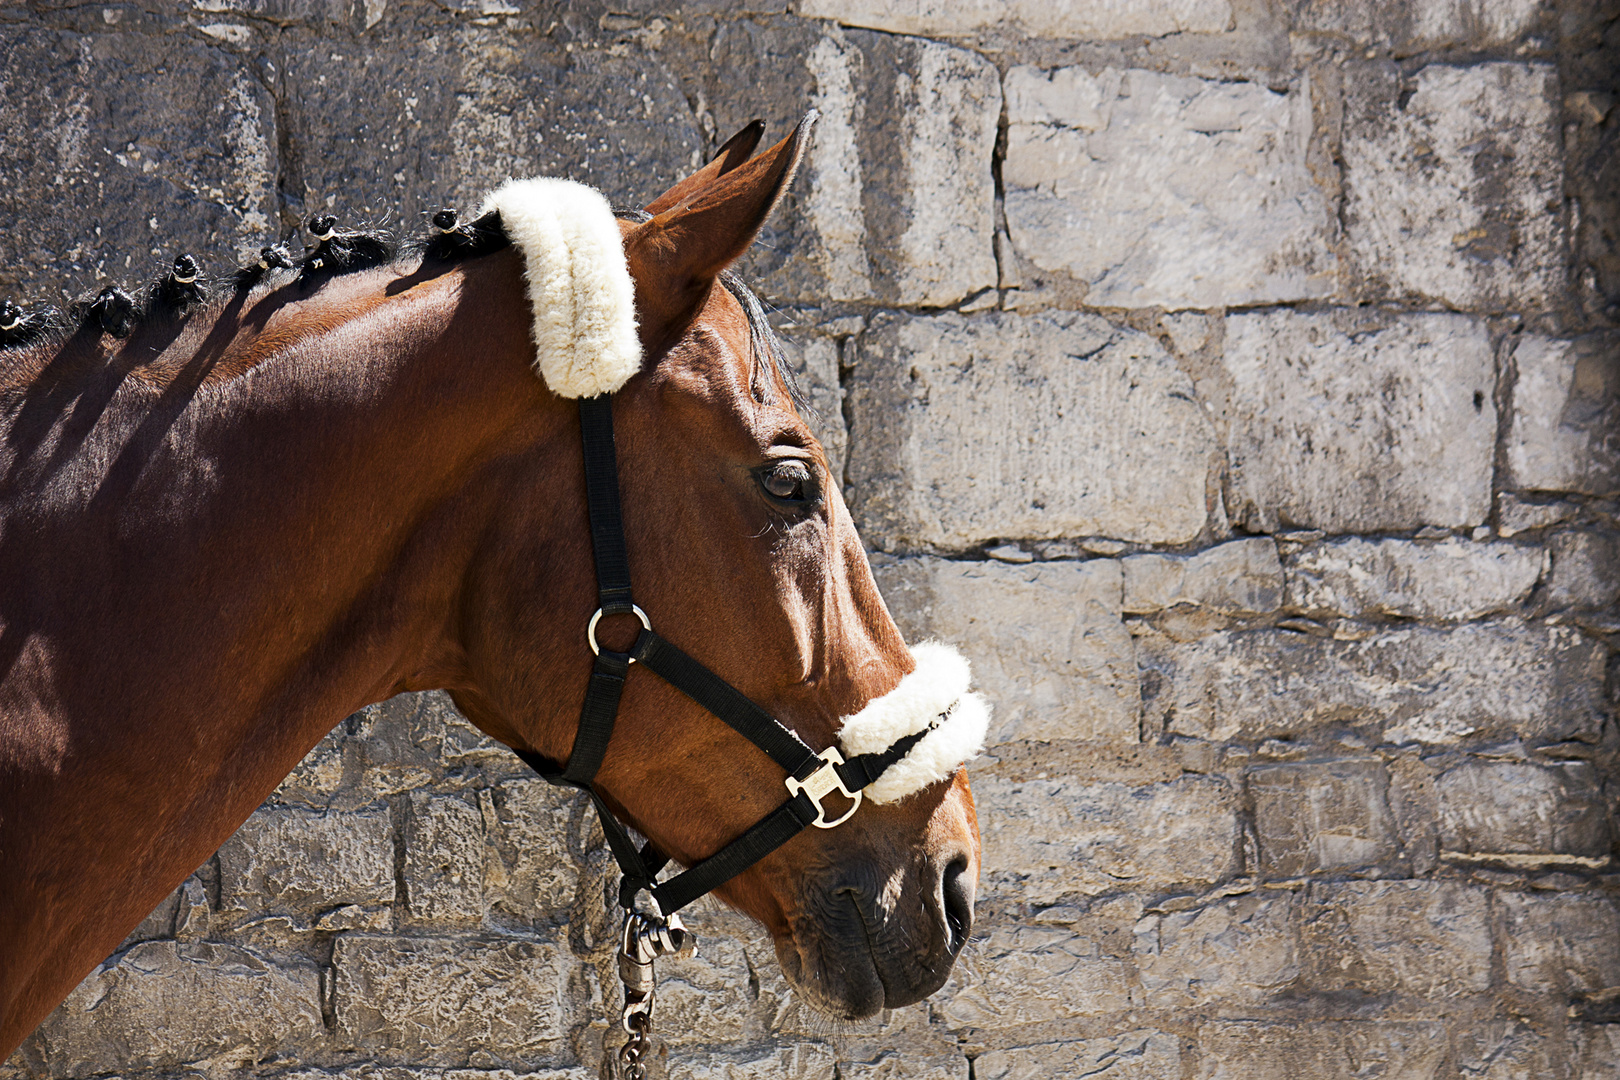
[481,178,643,399]
[838,642,990,804]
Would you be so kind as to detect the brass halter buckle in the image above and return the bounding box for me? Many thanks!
[784,747,863,829]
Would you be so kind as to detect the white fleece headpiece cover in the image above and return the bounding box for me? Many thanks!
[480,178,643,399]
[837,642,990,805]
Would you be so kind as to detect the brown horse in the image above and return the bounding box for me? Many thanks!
[0,121,981,1060]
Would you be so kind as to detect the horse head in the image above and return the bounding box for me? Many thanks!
[442,120,983,1019]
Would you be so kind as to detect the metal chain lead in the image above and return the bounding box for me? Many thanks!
[615,909,696,1080]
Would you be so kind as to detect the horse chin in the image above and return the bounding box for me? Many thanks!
[771,895,956,1021]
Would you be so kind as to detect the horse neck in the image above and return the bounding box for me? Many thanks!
[0,251,558,1034]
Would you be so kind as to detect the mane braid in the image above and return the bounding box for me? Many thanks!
[148,255,208,320]
[421,209,511,262]
[0,300,60,350]
[72,287,138,339]
[298,218,397,284]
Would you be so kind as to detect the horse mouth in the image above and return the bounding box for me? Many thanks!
[774,871,967,1020]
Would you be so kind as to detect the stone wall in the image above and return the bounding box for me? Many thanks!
[3,0,1619,1078]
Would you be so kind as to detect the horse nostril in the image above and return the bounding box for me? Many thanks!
[941,855,973,955]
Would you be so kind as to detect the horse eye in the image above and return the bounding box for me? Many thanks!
[760,460,812,501]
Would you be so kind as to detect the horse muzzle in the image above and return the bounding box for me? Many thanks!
[775,800,979,1020]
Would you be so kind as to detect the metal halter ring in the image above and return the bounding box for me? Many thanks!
[588,604,652,661]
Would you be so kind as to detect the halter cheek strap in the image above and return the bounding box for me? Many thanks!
[513,394,987,918]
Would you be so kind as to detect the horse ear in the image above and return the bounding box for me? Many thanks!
[644,120,767,215]
[624,112,815,351]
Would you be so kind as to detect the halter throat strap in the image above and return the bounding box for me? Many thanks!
[514,394,932,917]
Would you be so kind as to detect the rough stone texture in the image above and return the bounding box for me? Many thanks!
[1499,892,1620,994]
[937,923,1136,1027]
[405,793,485,925]
[1003,67,1336,310]
[218,805,395,916]
[1543,530,1620,611]
[28,942,322,1078]
[1435,759,1612,859]
[1506,334,1620,497]
[975,773,1240,903]
[697,23,999,307]
[1139,620,1607,746]
[0,25,277,295]
[799,0,1232,39]
[1248,760,1399,876]
[1291,0,1548,52]
[848,311,1217,550]
[1343,62,1563,311]
[1222,310,1497,533]
[1122,538,1282,615]
[482,779,588,921]
[1134,893,1299,1008]
[1283,537,1544,620]
[5,3,1617,1078]
[332,937,570,1063]
[976,1031,1182,1079]
[1192,1022,1448,1079]
[873,556,1138,745]
[1298,881,1492,998]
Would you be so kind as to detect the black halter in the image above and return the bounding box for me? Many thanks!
[512,394,935,918]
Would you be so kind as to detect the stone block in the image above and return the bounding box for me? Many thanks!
[1285,537,1543,620]
[976,1031,1182,1080]
[976,773,1240,903]
[1497,493,1578,538]
[1299,881,1492,998]
[936,923,1136,1028]
[1138,620,1606,746]
[1290,0,1548,51]
[669,1044,838,1080]
[1002,66,1335,309]
[1193,1022,1447,1079]
[873,556,1138,745]
[847,311,1217,549]
[839,1052,969,1080]
[1500,892,1620,994]
[649,935,754,1045]
[1451,1021,1556,1080]
[0,27,278,296]
[1343,62,1562,310]
[484,779,586,919]
[1576,1025,1620,1080]
[1544,530,1620,610]
[702,24,998,306]
[29,942,322,1077]
[405,793,484,924]
[1435,759,1611,859]
[218,804,394,914]
[273,725,348,808]
[1506,335,1620,497]
[332,936,569,1062]
[280,25,702,229]
[1122,538,1282,616]
[1134,893,1299,1008]
[798,0,1232,38]
[1222,310,1496,533]
[1249,760,1399,876]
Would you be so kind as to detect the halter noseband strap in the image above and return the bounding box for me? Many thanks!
[513,394,943,917]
